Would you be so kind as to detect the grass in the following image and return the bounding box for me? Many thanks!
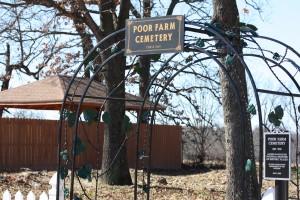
[1,163,299,199]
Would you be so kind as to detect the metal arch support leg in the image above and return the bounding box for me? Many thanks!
[275,180,288,200]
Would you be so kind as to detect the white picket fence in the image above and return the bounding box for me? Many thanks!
[2,172,64,200]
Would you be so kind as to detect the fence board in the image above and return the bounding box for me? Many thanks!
[0,118,182,170]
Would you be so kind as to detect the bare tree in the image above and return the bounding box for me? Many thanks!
[181,92,225,164]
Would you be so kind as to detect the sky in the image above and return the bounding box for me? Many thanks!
[239,0,300,51]
[238,1,300,79]
[5,0,300,120]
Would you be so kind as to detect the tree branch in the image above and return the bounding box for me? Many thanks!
[0,1,28,7]
[77,0,101,39]
[130,3,141,18]
[118,0,130,29]
[167,0,179,15]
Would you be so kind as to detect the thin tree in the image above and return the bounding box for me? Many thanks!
[0,43,11,117]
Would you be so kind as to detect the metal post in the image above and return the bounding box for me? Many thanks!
[275,180,288,200]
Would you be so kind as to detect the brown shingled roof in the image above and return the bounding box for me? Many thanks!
[0,75,165,111]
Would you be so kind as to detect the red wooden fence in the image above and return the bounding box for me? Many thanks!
[0,118,182,171]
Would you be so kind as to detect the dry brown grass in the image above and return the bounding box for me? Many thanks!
[0,166,299,200]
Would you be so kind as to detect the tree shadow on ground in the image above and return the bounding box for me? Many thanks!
[150,162,225,176]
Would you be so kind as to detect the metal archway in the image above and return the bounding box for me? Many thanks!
[56,20,300,200]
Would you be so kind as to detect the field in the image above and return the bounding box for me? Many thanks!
[2,164,297,200]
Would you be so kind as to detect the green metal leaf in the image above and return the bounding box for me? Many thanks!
[268,105,284,126]
[273,52,280,61]
[150,54,161,62]
[78,165,92,182]
[67,112,76,127]
[111,43,119,54]
[141,111,149,122]
[142,184,148,193]
[204,22,223,36]
[102,111,110,125]
[87,61,94,73]
[83,50,98,66]
[74,136,86,156]
[247,104,256,115]
[133,64,148,75]
[74,195,82,200]
[240,39,248,48]
[274,105,284,119]
[59,150,68,161]
[122,115,133,133]
[185,55,193,63]
[246,24,258,31]
[268,111,281,126]
[64,188,69,197]
[138,151,145,159]
[163,75,171,81]
[83,109,98,126]
[239,23,258,31]
[215,40,224,49]
[225,31,235,37]
[59,166,68,179]
[224,55,234,66]
[268,111,277,123]
[62,109,70,119]
[240,26,258,36]
[238,22,246,27]
[213,22,222,29]
[245,159,252,172]
[195,38,205,47]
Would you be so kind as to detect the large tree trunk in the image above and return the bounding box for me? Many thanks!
[101,50,132,185]
[98,0,132,185]
[212,0,259,199]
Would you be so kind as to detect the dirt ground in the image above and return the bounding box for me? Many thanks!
[0,166,298,200]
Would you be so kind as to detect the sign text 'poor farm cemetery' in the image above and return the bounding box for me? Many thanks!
[125,15,184,55]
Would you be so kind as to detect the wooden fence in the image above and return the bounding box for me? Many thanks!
[0,118,182,171]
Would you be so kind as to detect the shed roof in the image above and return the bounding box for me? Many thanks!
[0,75,164,111]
